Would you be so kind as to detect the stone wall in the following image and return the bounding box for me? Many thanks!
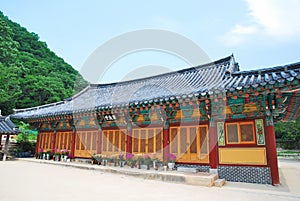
[218,165,272,184]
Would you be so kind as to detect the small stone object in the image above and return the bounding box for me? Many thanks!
[214,179,226,187]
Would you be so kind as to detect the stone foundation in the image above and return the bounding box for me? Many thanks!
[218,165,272,184]
[175,164,210,172]
[175,164,272,184]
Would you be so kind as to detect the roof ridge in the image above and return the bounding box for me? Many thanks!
[234,61,300,75]
[90,55,234,88]
[12,55,235,115]
[14,101,65,113]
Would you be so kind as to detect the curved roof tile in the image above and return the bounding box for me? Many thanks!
[0,116,19,134]
[12,55,300,119]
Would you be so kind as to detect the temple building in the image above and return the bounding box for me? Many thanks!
[0,115,19,161]
[12,55,300,185]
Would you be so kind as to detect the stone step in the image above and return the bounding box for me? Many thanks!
[177,167,200,173]
[185,173,218,187]
[214,178,226,187]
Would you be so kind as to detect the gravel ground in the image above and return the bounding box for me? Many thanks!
[0,160,299,201]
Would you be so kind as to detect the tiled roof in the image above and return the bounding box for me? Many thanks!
[0,116,19,134]
[226,62,300,91]
[12,55,300,119]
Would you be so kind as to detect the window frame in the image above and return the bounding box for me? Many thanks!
[225,121,255,145]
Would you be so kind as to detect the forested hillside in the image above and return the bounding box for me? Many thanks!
[275,119,300,149]
[0,11,88,115]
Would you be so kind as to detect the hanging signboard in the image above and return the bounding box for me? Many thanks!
[104,114,117,121]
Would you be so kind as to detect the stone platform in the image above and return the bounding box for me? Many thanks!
[17,158,223,187]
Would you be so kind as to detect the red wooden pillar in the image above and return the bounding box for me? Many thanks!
[97,127,102,154]
[52,129,57,151]
[265,117,280,185]
[126,122,132,153]
[163,120,170,162]
[70,128,76,159]
[209,119,218,169]
[35,132,40,155]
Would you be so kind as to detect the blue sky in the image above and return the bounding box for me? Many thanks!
[1,0,300,83]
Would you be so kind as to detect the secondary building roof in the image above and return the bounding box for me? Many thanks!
[0,116,19,134]
[12,55,300,120]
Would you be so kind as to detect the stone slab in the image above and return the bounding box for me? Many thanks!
[177,167,200,173]
[18,158,219,187]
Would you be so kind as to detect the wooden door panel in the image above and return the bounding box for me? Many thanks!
[120,131,126,151]
[170,128,178,153]
[74,131,97,158]
[133,130,139,153]
[102,129,127,155]
[189,127,198,162]
[115,131,120,152]
[170,126,209,163]
[148,129,154,153]
[132,128,162,158]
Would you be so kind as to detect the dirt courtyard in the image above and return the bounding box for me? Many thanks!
[0,160,299,201]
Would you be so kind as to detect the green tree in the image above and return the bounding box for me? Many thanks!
[0,16,19,65]
[275,119,300,149]
[0,11,88,115]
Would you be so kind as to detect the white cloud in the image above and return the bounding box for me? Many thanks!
[231,24,257,35]
[246,0,300,37]
[222,0,300,46]
[222,24,257,46]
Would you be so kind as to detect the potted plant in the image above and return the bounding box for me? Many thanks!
[91,154,102,165]
[144,154,152,170]
[118,153,126,167]
[166,153,176,170]
[38,148,46,159]
[136,154,144,169]
[46,149,52,160]
[151,153,161,170]
[54,149,61,161]
[61,149,69,162]
[36,148,44,159]
[126,153,135,168]
[106,155,116,166]
[102,155,108,166]
[67,154,72,162]
[111,154,118,166]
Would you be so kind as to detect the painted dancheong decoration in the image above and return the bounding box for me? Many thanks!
[255,119,265,145]
[11,55,300,186]
[217,122,225,146]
